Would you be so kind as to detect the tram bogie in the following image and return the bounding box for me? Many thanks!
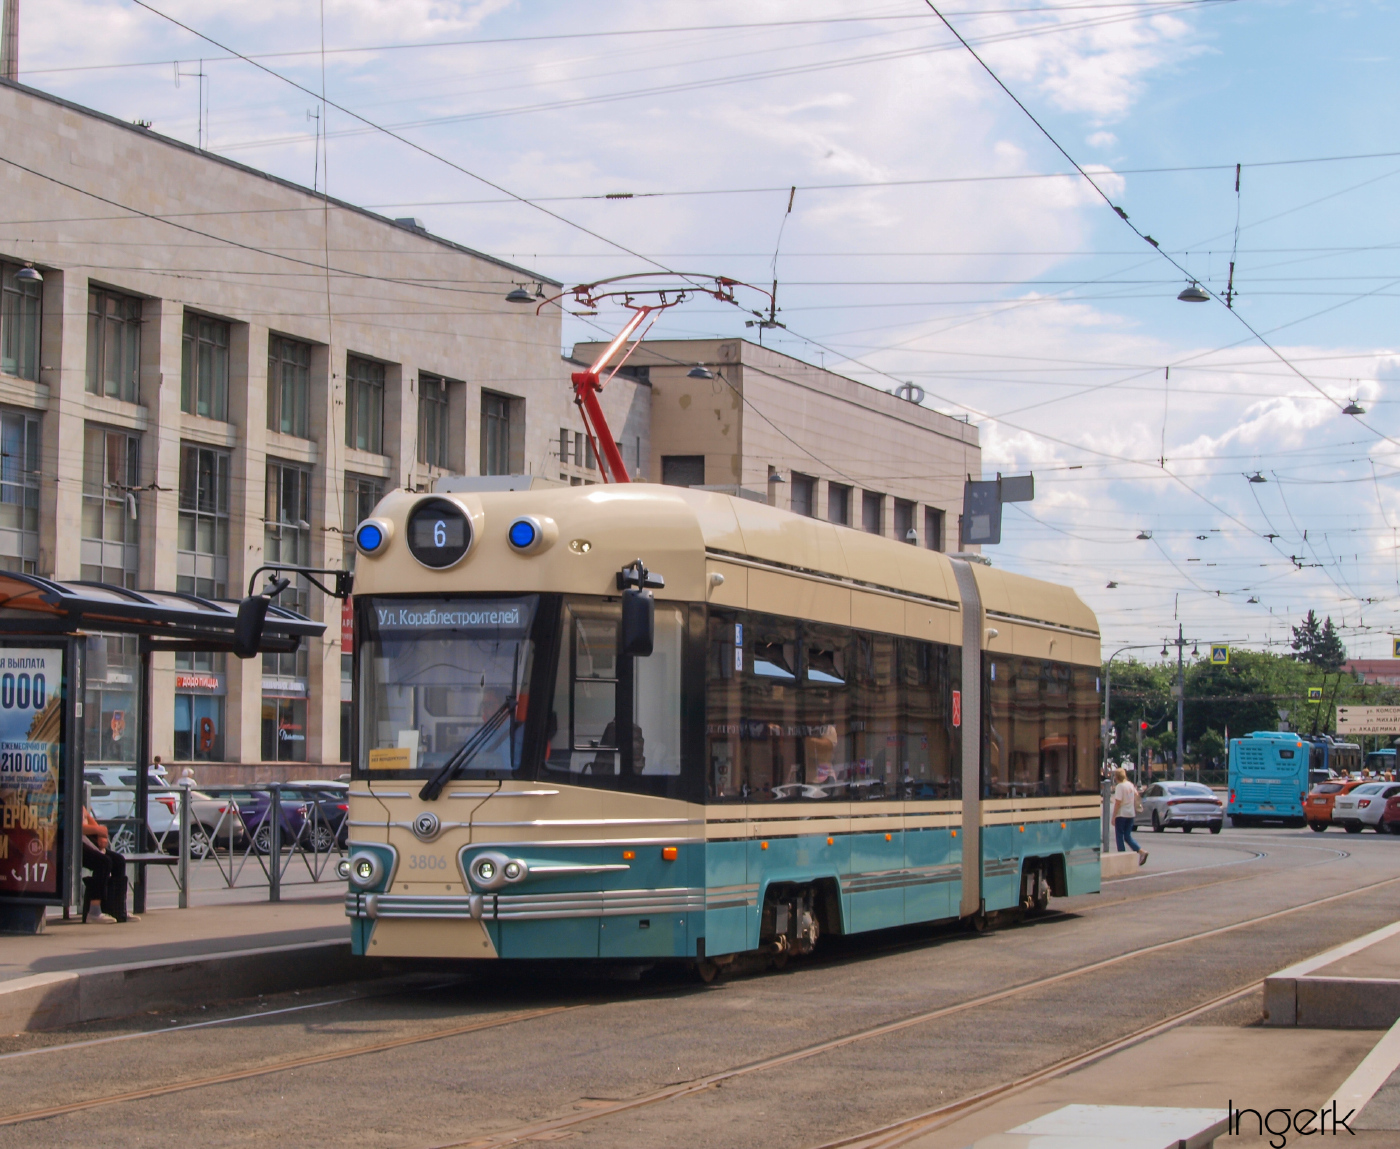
[345,479,1104,966]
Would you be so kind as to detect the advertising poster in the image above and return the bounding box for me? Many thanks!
[0,648,63,898]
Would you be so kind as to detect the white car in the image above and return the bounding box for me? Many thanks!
[84,768,179,850]
[1331,781,1400,833]
[1139,781,1224,834]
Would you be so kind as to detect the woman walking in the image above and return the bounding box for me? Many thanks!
[1111,767,1148,866]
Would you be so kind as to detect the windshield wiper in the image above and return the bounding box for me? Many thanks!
[418,696,516,802]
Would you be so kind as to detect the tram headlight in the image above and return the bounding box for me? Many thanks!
[348,851,384,889]
[476,859,496,882]
[468,850,524,891]
[503,861,523,881]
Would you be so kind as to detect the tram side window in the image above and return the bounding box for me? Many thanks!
[545,597,684,795]
[983,655,1099,797]
[704,610,960,802]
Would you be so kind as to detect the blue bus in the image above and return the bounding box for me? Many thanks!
[1228,731,1310,827]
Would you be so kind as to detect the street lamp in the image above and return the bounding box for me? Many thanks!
[1177,282,1210,303]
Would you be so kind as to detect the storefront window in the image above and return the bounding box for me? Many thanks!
[262,696,306,762]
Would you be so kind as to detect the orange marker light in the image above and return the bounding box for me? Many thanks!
[662,847,678,861]
[1061,822,1066,829]
[827,836,834,846]
[885,833,892,842]
[1019,825,1025,833]
[622,850,635,860]
[761,841,769,850]
[951,830,957,837]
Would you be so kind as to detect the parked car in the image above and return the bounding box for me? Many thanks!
[1306,779,1367,831]
[1139,781,1224,833]
[184,791,249,857]
[84,768,178,851]
[285,781,350,852]
[1331,781,1400,833]
[1379,792,1400,834]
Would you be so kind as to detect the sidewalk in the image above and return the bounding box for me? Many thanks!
[2,896,349,983]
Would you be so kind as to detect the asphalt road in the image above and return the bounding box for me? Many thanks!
[3,824,1399,1149]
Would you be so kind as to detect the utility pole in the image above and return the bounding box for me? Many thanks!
[1175,623,1186,782]
[1,0,17,83]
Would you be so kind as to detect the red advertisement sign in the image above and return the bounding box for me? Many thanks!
[951,690,962,728]
[175,673,220,691]
[342,596,354,648]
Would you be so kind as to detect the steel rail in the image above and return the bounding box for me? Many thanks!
[425,868,1400,1149]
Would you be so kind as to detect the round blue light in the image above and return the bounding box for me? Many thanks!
[356,522,384,552]
[508,519,537,550]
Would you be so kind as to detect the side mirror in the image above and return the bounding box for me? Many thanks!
[232,576,290,659]
[619,589,654,657]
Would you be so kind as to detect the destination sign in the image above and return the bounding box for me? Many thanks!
[371,597,535,637]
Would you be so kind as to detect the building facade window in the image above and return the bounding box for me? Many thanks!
[828,482,851,526]
[267,335,311,438]
[177,444,230,598]
[661,455,704,487]
[174,650,226,762]
[0,409,40,574]
[343,473,384,573]
[262,697,307,763]
[345,355,384,453]
[480,391,512,475]
[791,473,816,517]
[925,506,945,552]
[418,373,450,468]
[81,426,140,588]
[86,288,141,402]
[263,461,311,683]
[84,633,140,770]
[182,313,230,420]
[1,264,41,382]
[894,498,915,544]
[862,491,884,535]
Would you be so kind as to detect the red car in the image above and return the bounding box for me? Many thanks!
[1380,791,1400,834]
[1307,779,1367,832]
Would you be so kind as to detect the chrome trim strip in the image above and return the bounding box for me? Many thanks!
[705,547,959,611]
[471,817,702,828]
[461,789,560,798]
[526,863,632,877]
[388,820,470,833]
[984,607,1099,640]
[350,790,410,798]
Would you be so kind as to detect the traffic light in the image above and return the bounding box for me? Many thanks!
[1139,721,1148,731]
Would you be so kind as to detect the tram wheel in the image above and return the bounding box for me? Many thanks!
[971,912,993,933]
[770,950,789,971]
[696,960,720,984]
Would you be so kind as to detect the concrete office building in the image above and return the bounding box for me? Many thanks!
[0,79,650,779]
[571,338,980,551]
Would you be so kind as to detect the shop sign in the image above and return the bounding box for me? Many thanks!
[342,596,353,648]
[175,673,223,693]
[261,677,307,697]
[0,648,63,898]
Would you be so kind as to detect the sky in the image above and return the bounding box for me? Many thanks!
[15,0,1400,664]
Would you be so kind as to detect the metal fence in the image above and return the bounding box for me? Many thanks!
[84,780,349,906]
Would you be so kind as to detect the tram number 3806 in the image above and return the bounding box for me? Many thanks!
[406,854,449,871]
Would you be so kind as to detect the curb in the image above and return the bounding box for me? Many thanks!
[1264,920,1400,1027]
[0,939,392,1035]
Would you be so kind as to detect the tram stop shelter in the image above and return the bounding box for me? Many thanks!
[0,573,325,933]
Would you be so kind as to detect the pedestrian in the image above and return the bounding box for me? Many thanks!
[177,766,197,787]
[80,805,127,923]
[1111,767,1147,867]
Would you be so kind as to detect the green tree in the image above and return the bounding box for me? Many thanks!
[1291,610,1347,671]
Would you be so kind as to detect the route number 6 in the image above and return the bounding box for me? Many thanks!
[433,520,446,547]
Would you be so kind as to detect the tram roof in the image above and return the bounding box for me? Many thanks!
[0,572,324,652]
[356,480,1100,646]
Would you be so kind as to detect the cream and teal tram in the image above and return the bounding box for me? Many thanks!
[344,478,1102,971]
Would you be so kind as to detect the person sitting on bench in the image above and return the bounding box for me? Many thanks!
[81,805,127,923]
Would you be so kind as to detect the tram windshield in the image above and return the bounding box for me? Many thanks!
[358,596,538,778]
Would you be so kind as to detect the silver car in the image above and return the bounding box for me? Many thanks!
[1140,781,1224,834]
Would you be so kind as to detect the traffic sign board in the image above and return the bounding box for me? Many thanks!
[1307,687,1324,702]
[1337,706,1400,735]
[1392,636,1400,658]
[1210,645,1229,665]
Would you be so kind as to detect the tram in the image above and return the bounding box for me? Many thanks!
[342,477,1103,972]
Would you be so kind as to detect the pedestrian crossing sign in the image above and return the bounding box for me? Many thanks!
[1307,687,1324,702]
[1393,636,1400,658]
[1210,645,1229,665]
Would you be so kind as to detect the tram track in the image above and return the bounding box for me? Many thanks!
[0,842,1378,1139]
